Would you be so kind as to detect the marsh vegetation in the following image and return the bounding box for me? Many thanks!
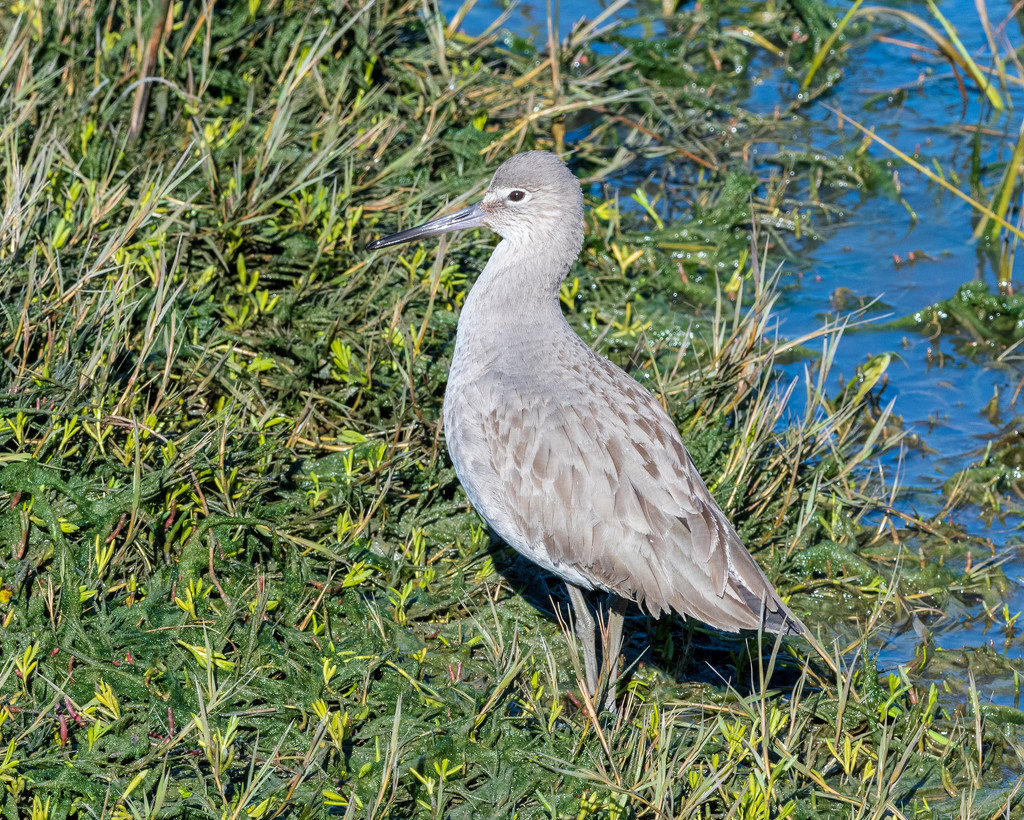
[0,0,1022,817]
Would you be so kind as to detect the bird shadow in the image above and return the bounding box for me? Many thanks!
[493,546,811,699]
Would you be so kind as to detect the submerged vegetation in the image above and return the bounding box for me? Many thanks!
[0,0,1022,817]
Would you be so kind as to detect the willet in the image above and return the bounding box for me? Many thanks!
[368,151,803,709]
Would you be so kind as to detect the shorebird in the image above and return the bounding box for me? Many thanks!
[368,151,803,709]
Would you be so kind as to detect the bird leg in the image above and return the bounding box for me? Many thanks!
[601,595,628,713]
[566,583,598,697]
[567,586,630,712]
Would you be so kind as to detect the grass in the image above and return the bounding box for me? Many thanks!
[0,0,1022,817]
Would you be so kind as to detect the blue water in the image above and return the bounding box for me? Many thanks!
[443,0,1024,701]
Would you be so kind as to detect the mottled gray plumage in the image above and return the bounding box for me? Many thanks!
[368,151,803,707]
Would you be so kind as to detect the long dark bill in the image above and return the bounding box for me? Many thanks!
[366,202,487,250]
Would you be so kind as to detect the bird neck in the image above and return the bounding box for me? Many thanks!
[459,238,573,335]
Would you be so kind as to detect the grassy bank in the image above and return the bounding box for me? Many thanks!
[0,0,1021,817]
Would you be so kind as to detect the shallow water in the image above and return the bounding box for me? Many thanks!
[444,0,1024,702]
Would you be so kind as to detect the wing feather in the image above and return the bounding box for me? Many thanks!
[443,345,802,635]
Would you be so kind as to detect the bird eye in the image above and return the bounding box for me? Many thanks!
[507,190,526,202]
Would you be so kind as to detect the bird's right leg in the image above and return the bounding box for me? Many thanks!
[566,583,598,697]
[601,595,628,713]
